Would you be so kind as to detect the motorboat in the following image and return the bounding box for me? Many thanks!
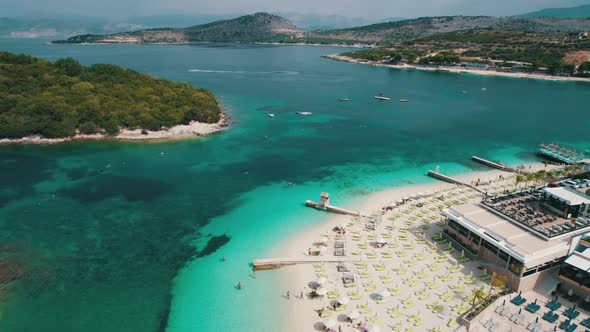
[339,98,350,102]
[296,111,313,116]
[399,99,408,102]
[266,114,275,118]
[374,95,391,101]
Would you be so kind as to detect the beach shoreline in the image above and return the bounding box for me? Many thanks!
[0,112,230,145]
[324,54,590,83]
[270,162,557,332]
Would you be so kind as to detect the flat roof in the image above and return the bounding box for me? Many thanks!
[445,203,571,265]
[564,248,590,271]
[544,187,590,206]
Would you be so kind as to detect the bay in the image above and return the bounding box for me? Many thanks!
[0,37,589,331]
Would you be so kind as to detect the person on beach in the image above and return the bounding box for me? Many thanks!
[237,282,242,290]
[287,291,290,299]
[300,291,303,299]
[308,248,311,256]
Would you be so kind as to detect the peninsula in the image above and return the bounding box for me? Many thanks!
[0,51,225,144]
[53,12,304,44]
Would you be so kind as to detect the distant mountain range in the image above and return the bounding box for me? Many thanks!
[307,16,590,43]
[54,13,304,44]
[51,12,590,45]
[517,4,590,19]
[0,13,403,38]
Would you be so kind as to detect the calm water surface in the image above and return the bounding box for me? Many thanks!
[0,38,589,332]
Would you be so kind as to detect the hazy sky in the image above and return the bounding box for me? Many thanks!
[4,0,589,19]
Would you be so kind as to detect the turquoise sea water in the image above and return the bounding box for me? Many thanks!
[0,38,590,331]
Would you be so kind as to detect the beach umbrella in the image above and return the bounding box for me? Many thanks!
[377,238,385,244]
[324,318,337,328]
[367,324,380,332]
[379,289,391,298]
[337,296,350,305]
[320,236,329,242]
[317,277,327,284]
[316,288,327,296]
[348,311,360,320]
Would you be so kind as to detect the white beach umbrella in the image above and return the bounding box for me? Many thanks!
[324,318,337,328]
[316,288,327,296]
[367,324,380,332]
[379,289,391,298]
[339,223,347,229]
[317,277,328,284]
[376,238,385,244]
[320,236,329,242]
[348,310,360,319]
[337,296,350,305]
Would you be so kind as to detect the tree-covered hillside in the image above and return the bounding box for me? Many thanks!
[0,52,220,139]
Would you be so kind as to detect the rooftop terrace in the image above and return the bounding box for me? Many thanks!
[482,190,590,239]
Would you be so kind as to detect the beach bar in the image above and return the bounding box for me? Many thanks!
[537,143,586,164]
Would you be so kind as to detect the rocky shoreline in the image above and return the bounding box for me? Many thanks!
[0,113,230,145]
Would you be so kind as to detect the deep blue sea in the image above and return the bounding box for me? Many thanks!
[0,37,589,332]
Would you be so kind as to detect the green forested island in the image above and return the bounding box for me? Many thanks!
[0,51,221,139]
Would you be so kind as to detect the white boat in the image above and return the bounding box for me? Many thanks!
[296,111,313,116]
[374,96,391,101]
[266,114,275,118]
[399,99,408,103]
[339,98,350,102]
[460,90,467,94]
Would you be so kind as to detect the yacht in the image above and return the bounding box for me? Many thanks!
[399,99,408,103]
[296,111,313,116]
[266,114,275,118]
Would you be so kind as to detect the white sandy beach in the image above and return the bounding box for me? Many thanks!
[0,113,229,145]
[269,163,563,332]
[325,54,590,83]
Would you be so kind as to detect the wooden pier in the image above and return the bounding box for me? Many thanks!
[471,156,515,172]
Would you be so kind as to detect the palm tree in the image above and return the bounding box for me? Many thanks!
[471,287,485,312]
[545,170,556,185]
[515,174,526,191]
[489,273,508,296]
[533,171,544,186]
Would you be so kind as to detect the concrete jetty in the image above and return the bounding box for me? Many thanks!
[305,192,363,217]
[253,257,384,270]
[472,156,515,172]
[427,169,485,194]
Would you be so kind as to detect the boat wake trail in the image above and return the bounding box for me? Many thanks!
[188,69,299,75]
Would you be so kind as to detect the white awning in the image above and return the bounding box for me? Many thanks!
[543,187,590,206]
[565,253,590,271]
